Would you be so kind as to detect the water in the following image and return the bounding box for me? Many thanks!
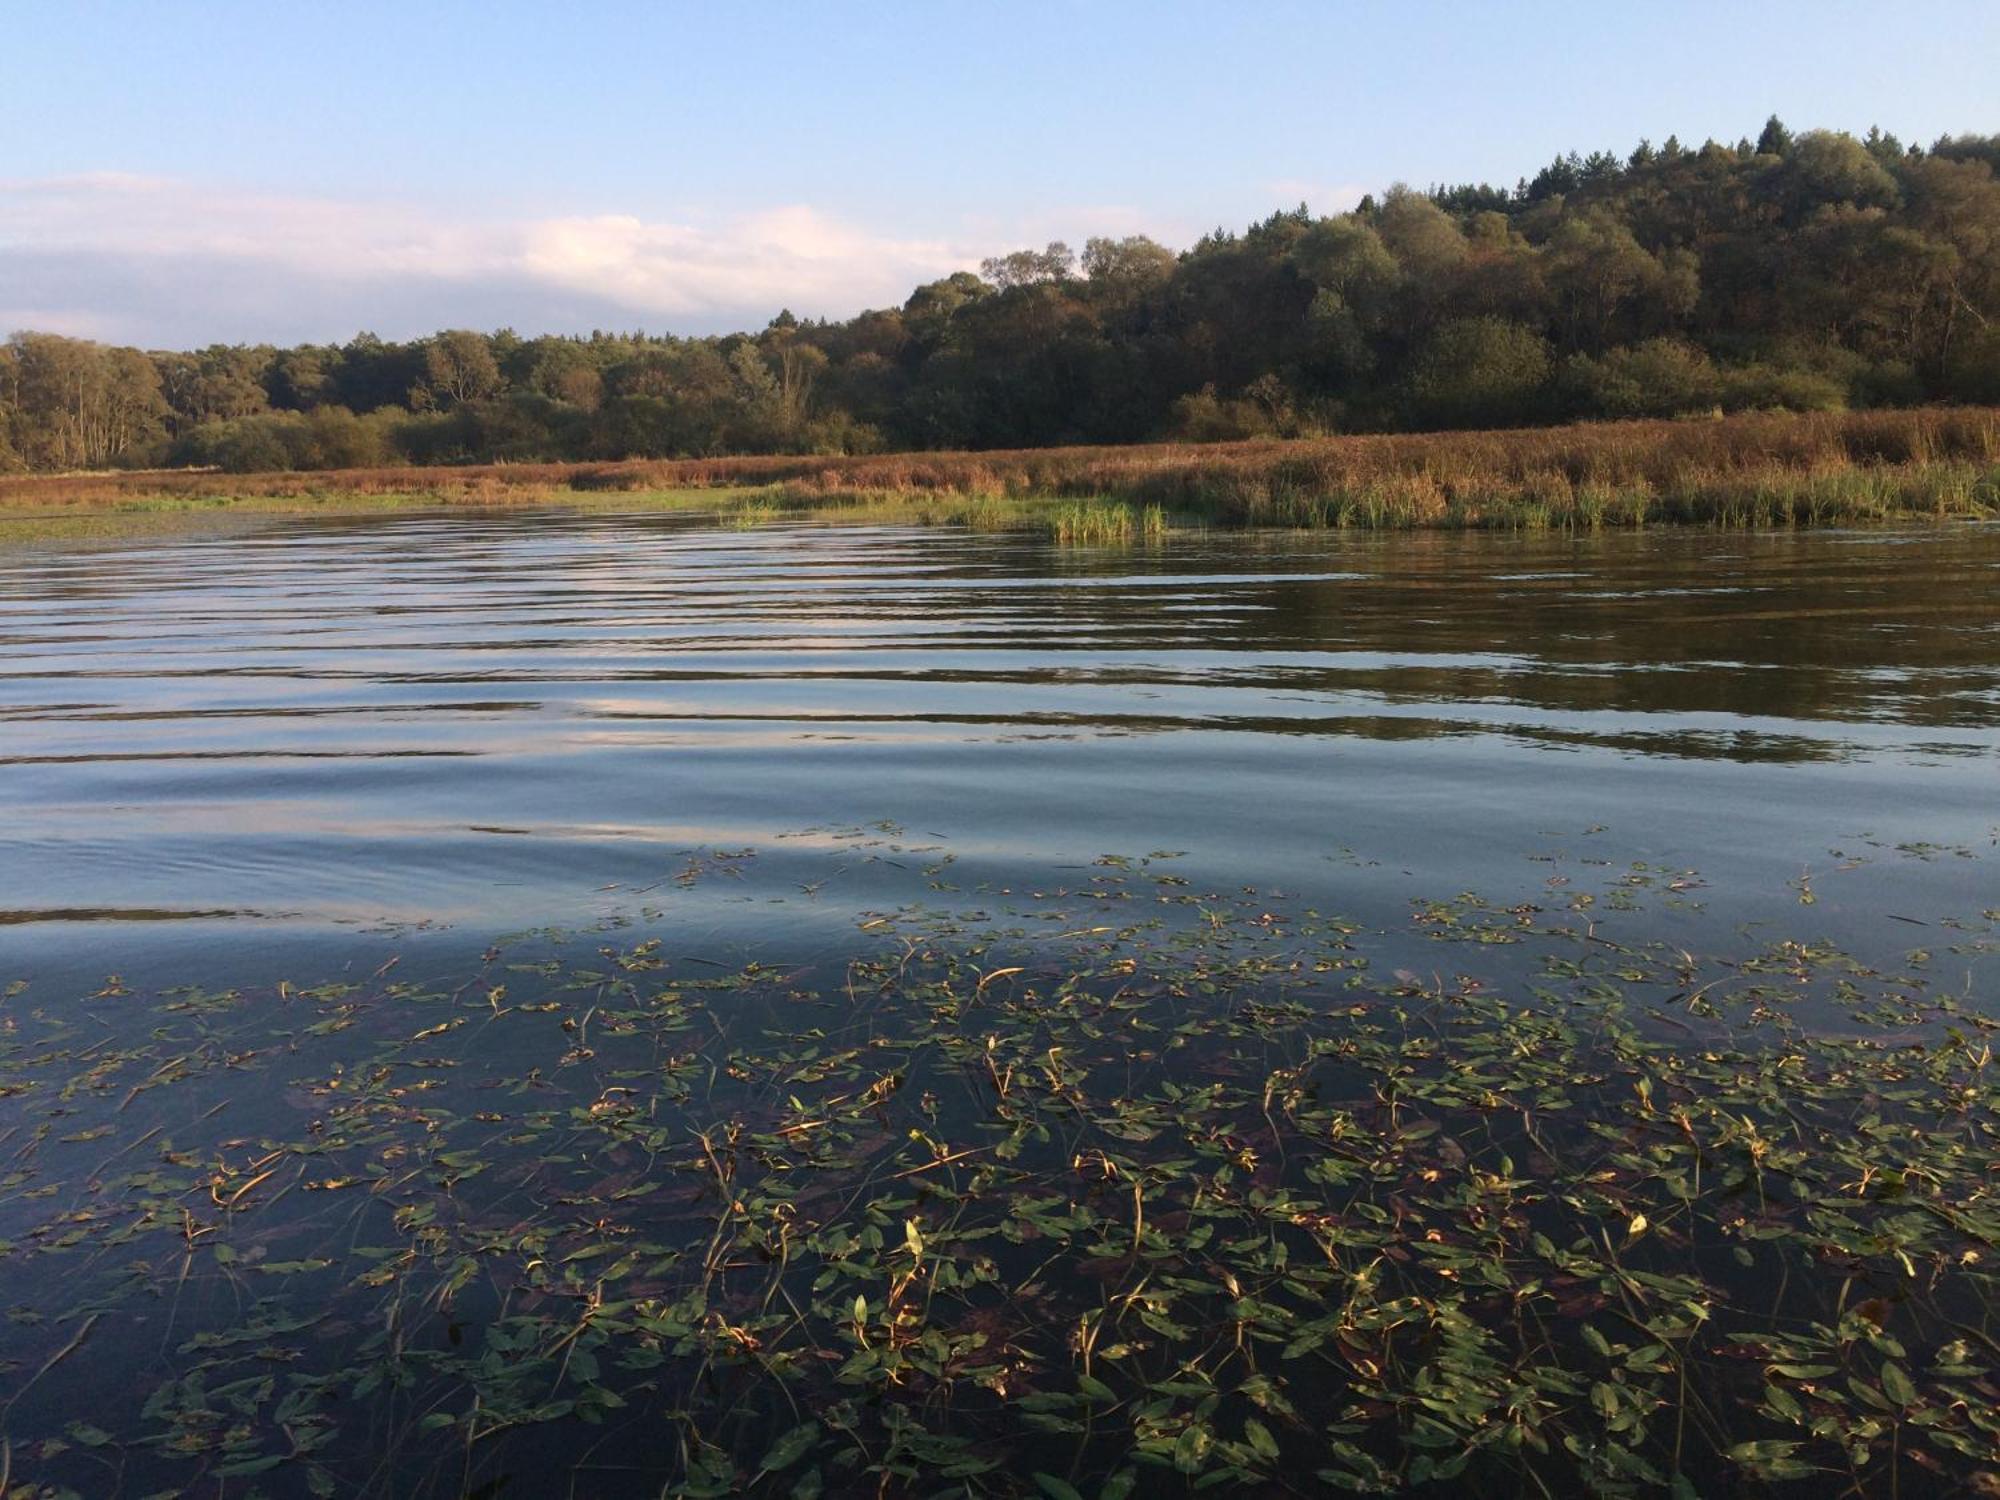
[1,511,1997,1498]
[2,513,1995,986]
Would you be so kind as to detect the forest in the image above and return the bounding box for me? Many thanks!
[3,117,1999,475]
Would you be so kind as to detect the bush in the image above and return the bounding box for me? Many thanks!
[1404,317,1553,428]
[1562,339,1720,418]
[1168,385,1277,443]
[171,415,298,473]
[296,407,386,469]
[802,412,888,455]
[167,407,398,473]
[1943,327,2000,405]
[1717,363,1848,413]
[1851,360,1926,408]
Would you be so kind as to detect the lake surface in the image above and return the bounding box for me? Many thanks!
[2,513,1995,983]
[1,511,1997,1499]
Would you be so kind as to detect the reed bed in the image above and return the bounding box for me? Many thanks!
[4,408,1996,531]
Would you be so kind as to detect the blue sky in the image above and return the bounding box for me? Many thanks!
[3,0,1996,345]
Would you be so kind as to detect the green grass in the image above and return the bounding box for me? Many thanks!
[1044,498,1169,543]
[0,485,765,544]
[706,488,1177,542]
[0,483,1190,548]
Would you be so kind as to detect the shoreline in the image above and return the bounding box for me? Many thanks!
[3,410,1996,538]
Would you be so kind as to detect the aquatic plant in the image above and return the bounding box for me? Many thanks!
[1042,500,1169,544]
[0,843,1994,1497]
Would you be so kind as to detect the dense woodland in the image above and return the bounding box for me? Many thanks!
[4,118,2000,475]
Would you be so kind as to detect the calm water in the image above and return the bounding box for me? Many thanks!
[1,512,1995,986]
[1,512,1998,1498]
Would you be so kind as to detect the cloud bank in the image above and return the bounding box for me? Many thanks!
[0,175,983,347]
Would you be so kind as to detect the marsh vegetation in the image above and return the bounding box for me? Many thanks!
[4,408,1996,537]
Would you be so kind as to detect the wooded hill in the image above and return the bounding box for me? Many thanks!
[4,117,1998,474]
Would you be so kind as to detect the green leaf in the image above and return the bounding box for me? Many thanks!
[1880,1361,1917,1407]
[1762,1383,1804,1422]
[214,1455,286,1478]
[1737,1439,1800,1458]
[1244,1416,1280,1460]
[759,1422,819,1472]
[1172,1423,1213,1473]
[1728,1439,1816,1480]
[1035,1475,1085,1500]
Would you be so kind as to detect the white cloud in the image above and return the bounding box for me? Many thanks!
[0,173,499,275]
[0,174,987,344]
[0,304,122,341]
[516,205,964,317]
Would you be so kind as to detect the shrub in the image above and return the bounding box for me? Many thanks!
[1404,317,1554,428]
[1562,339,1721,418]
[1943,327,2000,405]
[171,414,299,473]
[1168,385,1278,443]
[296,407,385,469]
[1717,363,1849,413]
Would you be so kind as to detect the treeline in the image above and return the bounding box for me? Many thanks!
[3,117,1999,475]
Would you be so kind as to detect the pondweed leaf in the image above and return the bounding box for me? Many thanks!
[759,1421,818,1472]
[1880,1361,1917,1407]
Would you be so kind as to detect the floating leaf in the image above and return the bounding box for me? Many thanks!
[759,1422,819,1473]
[1243,1416,1280,1460]
[1076,1373,1116,1404]
[1880,1361,1917,1407]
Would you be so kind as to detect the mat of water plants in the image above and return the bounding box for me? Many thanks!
[0,836,1996,1500]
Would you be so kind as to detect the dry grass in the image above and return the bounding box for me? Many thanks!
[4,408,1997,529]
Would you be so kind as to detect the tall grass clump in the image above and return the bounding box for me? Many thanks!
[1042,499,1168,544]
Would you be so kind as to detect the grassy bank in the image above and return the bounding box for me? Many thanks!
[3,407,1997,534]
[0,484,1175,547]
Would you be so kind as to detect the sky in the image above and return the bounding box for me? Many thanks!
[3,0,1996,348]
